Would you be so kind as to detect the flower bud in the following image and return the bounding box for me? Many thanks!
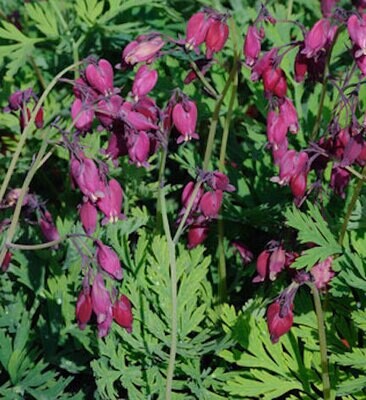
[1,251,12,272]
[79,201,98,235]
[76,289,92,330]
[132,65,158,99]
[301,19,336,59]
[205,18,229,59]
[267,300,294,343]
[172,100,199,143]
[39,211,60,243]
[113,294,133,333]
[232,241,253,264]
[85,59,114,95]
[96,240,123,280]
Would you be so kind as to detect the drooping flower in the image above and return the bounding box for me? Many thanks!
[79,201,98,235]
[243,25,262,67]
[132,65,158,99]
[185,12,211,50]
[310,257,334,289]
[205,18,229,59]
[122,35,165,66]
[172,100,199,143]
[95,240,123,280]
[76,288,93,330]
[187,224,209,249]
[97,179,123,224]
[113,294,133,333]
[267,300,294,343]
[91,273,112,325]
[85,59,114,95]
[301,19,337,59]
[199,190,223,218]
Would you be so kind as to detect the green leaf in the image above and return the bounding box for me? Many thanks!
[25,2,59,38]
[285,202,341,269]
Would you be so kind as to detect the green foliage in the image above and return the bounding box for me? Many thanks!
[285,202,342,269]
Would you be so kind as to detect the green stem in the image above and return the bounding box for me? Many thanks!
[310,28,341,141]
[0,61,82,204]
[29,56,47,90]
[308,282,331,400]
[338,165,366,246]
[160,187,178,400]
[173,181,202,245]
[7,237,64,250]
[189,58,219,99]
[202,64,237,170]
[156,145,169,233]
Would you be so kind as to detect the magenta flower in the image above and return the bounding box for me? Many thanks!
[232,241,253,265]
[310,257,334,289]
[330,166,350,198]
[85,59,114,95]
[262,68,287,98]
[122,36,165,66]
[253,249,270,283]
[113,294,133,333]
[172,100,199,143]
[71,98,95,132]
[251,48,277,81]
[95,240,123,280]
[209,171,235,192]
[187,224,209,249]
[185,12,211,50]
[279,98,299,134]
[96,95,123,127]
[294,50,308,82]
[181,181,203,210]
[301,19,336,59]
[91,273,112,325]
[39,211,60,243]
[70,155,105,202]
[1,251,12,272]
[97,179,124,224]
[76,289,92,330]
[132,65,158,99]
[267,110,288,145]
[199,190,223,218]
[321,0,339,17]
[267,300,294,344]
[268,246,286,281]
[244,25,262,67]
[128,131,150,167]
[79,201,98,235]
[205,18,229,59]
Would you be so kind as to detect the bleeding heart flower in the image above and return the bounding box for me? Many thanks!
[113,294,133,333]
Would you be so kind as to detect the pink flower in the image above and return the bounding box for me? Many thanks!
[301,19,337,59]
[310,257,334,289]
[172,100,199,143]
[268,246,286,280]
[71,98,94,132]
[96,95,123,127]
[279,98,299,134]
[347,14,366,58]
[132,65,158,99]
[199,190,223,218]
[205,18,229,59]
[70,155,105,202]
[79,201,98,235]
[185,12,211,50]
[76,289,92,330]
[91,273,112,325]
[251,49,277,81]
[266,110,288,145]
[187,225,209,249]
[321,0,339,17]
[85,59,114,95]
[95,240,123,280]
[127,131,150,167]
[209,172,235,192]
[244,26,262,67]
[253,249,270,283]
[39,211,60,243]
[122,36,165,66]
[232,241,253,264]
[1,251,12,272]
[267,300,294,343]
[97,179,124,224]
[262,68,287,98]
[181,181,203,210]
[113,294,133,333]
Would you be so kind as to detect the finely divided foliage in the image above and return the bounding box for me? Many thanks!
[1,0,366,399]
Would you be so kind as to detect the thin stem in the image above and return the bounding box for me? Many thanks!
[308,282,331,400]
[338,165,366,246]
[310,28,341,141]
[344,165,366,181]
[29,56,47,90]
[160,187,178,400]
[188,58,219,99]
[0,61,82,203]
[173,181,202,244]
[7,237,64,250]
[202,64,237,170]
[156,145,169,233]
